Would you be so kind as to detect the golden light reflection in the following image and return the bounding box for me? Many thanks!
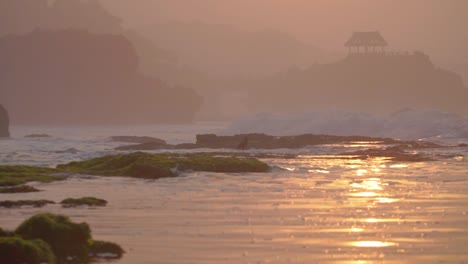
[364,218,379,223]
[316,169,330,174]
[350,178,383,190]
[350,227,364,232]
[349,191,378,197]
[356,169,368,176]
[350,241,397,248]
[389,164,408,168]
[375,197,399,204]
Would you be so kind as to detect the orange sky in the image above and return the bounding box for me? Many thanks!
[102,0,468,64]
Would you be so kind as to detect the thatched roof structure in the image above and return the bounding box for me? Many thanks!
[345,31,388,47]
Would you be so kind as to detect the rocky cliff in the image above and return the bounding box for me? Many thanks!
[0,105,10,137]
[248,52,468,116]
[0,30,203,125]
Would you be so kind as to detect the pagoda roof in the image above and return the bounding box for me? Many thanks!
[345,31,388,47]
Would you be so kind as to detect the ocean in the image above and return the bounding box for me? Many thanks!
[1,113,468,263]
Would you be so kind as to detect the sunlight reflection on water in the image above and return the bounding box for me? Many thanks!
[349,241,398,248]
[1,151,468,263]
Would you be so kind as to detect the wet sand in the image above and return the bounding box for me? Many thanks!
[1,155,467,263]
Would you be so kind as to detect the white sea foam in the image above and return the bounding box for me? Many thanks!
[225,109,468,140]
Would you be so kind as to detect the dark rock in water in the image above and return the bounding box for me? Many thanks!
[457,143,468,147]
[111,136,166,144]
[193,133,400,149]
[0,105,10,138]
[341,145,433,162]
[0,185,40,193]
[116,133,414,151]
[0,200,55,208]
[54,148,79,154]
[25,134,51,138]
[60,197,107,208]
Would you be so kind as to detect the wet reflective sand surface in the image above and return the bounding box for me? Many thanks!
[1,155,467,263]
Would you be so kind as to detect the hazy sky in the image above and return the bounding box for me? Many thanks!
[101,0,468,64]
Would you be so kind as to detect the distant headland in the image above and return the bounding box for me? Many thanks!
[248,31,468,117]
[0,30,203,125]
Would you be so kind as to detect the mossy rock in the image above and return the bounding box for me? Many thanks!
[0,237,56,264]
[0,200,55,208]
[89,240,125,259]
[0,228,15,237]
[61,197,108,208]
[15,213,91,263]
[58,152,270,179]
[0,165,64,187]
[0,185,40,193]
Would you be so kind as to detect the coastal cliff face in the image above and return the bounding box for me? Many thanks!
[0,105,9,137]
[0,30,203,125]
[248,52,468,116]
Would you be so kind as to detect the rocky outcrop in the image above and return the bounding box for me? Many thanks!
[248,52,468,117]
[194,133,400,149]
[0,105,9,137]
[0,30,203,125]
[115,133,406,150]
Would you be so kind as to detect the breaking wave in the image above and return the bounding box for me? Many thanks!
[225,109,468,140]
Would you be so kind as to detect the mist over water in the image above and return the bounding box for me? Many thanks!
[226,110,468,140]
[1,1,468,263]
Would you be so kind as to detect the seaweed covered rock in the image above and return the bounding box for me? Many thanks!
[0,237,56,264]
[0,165,64,187]
[0,185,40,193]
[2,213,125,263]
[341,145,433,162]
[0,200,55,208]
[15,213,91,262]
[0,228,14,237]
[61,197,108,208]
[58,152,270,179]
[116,133,412,151]
[0,104,9,138]
[89,240,125,259]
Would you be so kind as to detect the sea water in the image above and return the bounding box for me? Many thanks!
[1,114,468,263]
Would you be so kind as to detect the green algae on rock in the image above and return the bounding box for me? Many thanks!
[0,200,55,208]
[0,228,14,238]
[0,165,64,187]
[0,237,56,264]
[7,213,125,263]
[58,152,270,179]
[61,197,108,208]
[16,213,91,263]
[0,185,41,193]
